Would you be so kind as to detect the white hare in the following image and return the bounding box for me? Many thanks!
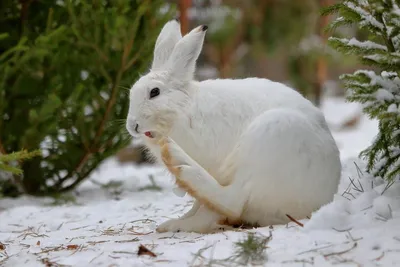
[126,20,341,233]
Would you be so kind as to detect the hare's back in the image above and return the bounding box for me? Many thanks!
[198,77,314,112]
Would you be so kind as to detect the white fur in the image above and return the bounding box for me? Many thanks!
[126,20,341,233]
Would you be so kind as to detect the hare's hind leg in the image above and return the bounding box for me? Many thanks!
[159,137,246,223]
[156,204,234,233]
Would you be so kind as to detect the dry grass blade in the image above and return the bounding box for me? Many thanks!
[115,238,139,243]
[323,242,357,257]
[298,244,335,255]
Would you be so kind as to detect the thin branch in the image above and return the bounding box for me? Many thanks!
[124,45,146,72]
[77,41,109,62]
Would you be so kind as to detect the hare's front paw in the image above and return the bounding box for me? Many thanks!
[159,137,197,184]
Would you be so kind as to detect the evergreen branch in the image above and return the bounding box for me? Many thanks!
[0,150,41,162]
[0,163,23,175]
[345,1,384,31]
[380,13,396,52]
[58,3,154,191]
[325,17,354,32]
[0,149,41,175]
[321,3,343,16]
[58,36,132,189]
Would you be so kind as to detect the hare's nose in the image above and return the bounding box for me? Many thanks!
[134,123,139,133]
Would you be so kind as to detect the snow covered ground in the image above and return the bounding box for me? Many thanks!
[2,96,400,267]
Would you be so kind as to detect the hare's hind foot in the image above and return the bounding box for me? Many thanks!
[156,205,233,233]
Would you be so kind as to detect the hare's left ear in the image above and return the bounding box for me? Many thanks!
[165,25,208,81]
[151,19,182,71]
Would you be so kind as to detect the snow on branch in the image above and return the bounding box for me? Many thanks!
[345,1,384,31]
[347,38,387,50]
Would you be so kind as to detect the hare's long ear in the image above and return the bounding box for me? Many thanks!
[151,20,182,71]
[165,25,208,81]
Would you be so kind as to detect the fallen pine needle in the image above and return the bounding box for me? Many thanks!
[373,251,385,261]
[66,245,79,250]
[286,214,304,227]
[138,244,157,257]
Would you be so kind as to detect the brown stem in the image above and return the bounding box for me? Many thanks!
[314,0,333,106]
[124,45,146,72]
[20,0,35,34]
[179,0,191,35]
[0,141,6,155]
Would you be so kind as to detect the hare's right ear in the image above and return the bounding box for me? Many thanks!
[151,19,182,71]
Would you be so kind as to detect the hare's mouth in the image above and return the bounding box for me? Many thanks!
[144,131,154,138]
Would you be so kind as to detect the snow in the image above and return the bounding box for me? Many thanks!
[345,2,384,31]
[376,88,395,101]
[346,38,387,50]
[388,103,398,113]
[2,96,400,267]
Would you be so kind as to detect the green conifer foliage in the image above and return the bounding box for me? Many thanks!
[325,0,400,181]
[0,0,174,195]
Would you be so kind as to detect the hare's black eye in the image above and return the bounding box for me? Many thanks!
[149,88,160,99]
